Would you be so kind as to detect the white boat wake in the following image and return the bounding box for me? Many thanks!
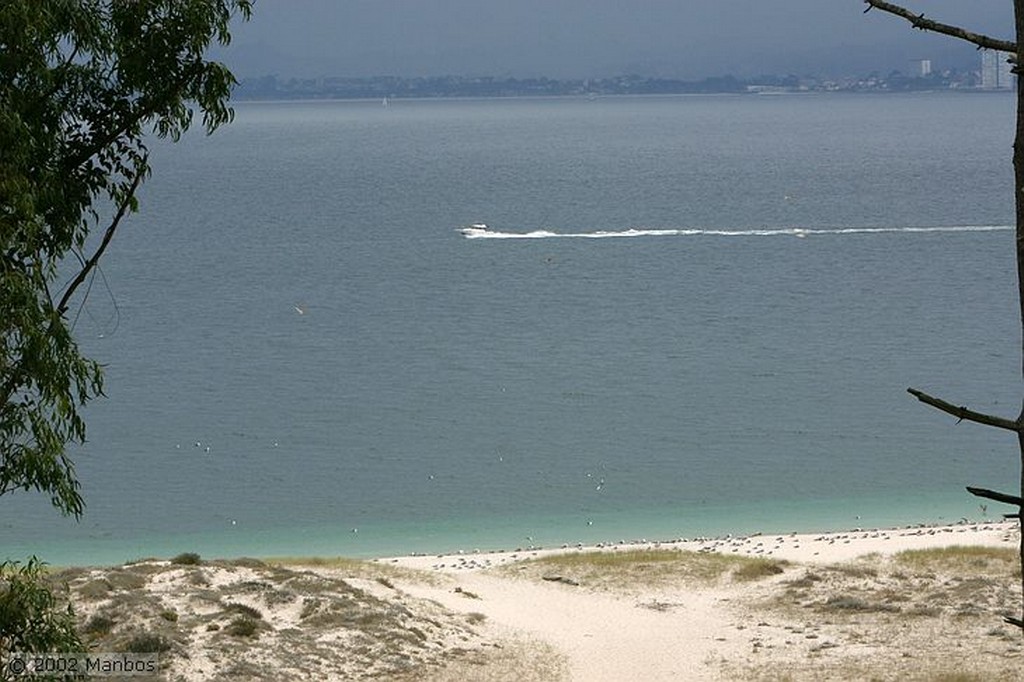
[459,224,1012,240]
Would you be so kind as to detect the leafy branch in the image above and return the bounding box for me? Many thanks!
[56,155,147,316]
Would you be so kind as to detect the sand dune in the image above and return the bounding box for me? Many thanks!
[51,520,1021,681]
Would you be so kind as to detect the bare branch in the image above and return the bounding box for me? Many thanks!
[864,1,1017,54]
[907,388,1020,432]
[56,157,147,316]
[966,486,1024,507]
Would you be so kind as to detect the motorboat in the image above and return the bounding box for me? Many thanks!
[459,223,489,235]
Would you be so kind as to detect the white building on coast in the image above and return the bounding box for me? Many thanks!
[981,50,1015,90]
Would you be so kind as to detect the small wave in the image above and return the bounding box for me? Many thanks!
[461,225,1012,240]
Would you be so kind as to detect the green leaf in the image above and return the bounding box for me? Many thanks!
[1,0,251,518]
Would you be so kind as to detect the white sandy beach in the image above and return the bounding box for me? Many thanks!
[375,520,1021,681]
[57,520,1022,681]
[382,520,1019,571]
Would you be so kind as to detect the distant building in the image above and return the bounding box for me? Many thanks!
[914,59,932,77]
[981,50,1015,89]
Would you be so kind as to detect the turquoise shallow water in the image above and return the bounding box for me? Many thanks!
[2,490,995,566]
[1,93,1020,565]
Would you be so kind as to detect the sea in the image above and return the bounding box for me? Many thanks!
[2,91,1021,566]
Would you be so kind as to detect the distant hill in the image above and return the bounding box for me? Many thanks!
[234,70,987,101]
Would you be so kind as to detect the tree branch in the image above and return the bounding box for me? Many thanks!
[864,0,1017,55]
[63,61,204,173]
[56,157,147,316]
[967,485,1024,507]
[907,388,1021,431]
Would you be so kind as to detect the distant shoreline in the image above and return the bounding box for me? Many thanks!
[231,87,1011,106]
[232,69,1008,102]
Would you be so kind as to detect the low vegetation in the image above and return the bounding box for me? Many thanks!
[49,555,489,680]
[269,555,447,587]
[727,546,1023,681]
[391,637,569,682]
[170,552,202,566]
[12,541,1020,681]
[500,548,790,591]
[0,558,83,681]
[894,545,1020,575]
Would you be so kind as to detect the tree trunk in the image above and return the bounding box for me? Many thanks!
[865,0,1024,635]
[1014,0,1024,635]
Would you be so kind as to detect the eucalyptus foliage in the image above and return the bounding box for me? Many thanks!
[0,0,252,517]
[0,558,82,680]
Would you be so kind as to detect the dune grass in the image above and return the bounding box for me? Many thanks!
[894,545,1020,577]
[502,548,789,590]
[396,637,569,682]
[730,544,1023,682]
[57,555,483,680]
[267,555,447,586]
[265,556,368,570]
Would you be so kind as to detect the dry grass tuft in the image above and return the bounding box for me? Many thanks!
[500,548,789,592]
[732,557,788,582]
[895,546,1020,577]
[395,637,570,682]
[269,555,448,587]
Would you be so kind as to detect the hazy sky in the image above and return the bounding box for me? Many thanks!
[221,1,1013,79]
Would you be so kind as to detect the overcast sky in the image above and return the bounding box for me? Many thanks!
[220,1,1013,79]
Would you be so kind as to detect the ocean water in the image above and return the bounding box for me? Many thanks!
[2,92,1021,565]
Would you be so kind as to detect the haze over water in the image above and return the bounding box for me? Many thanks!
[2,92,1020,564]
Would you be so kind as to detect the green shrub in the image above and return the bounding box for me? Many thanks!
[124,632,171,654]
[223,602,262,620]
[76,579,111,601]
[225,616,260,638]
[0,557,84,675]
[82,614,116,637]
[820,595,901,614]
[732,558,787,581]
[169,552,201,566]
[105,570,146,591]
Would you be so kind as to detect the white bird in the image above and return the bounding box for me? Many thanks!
[294,305,305,315]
